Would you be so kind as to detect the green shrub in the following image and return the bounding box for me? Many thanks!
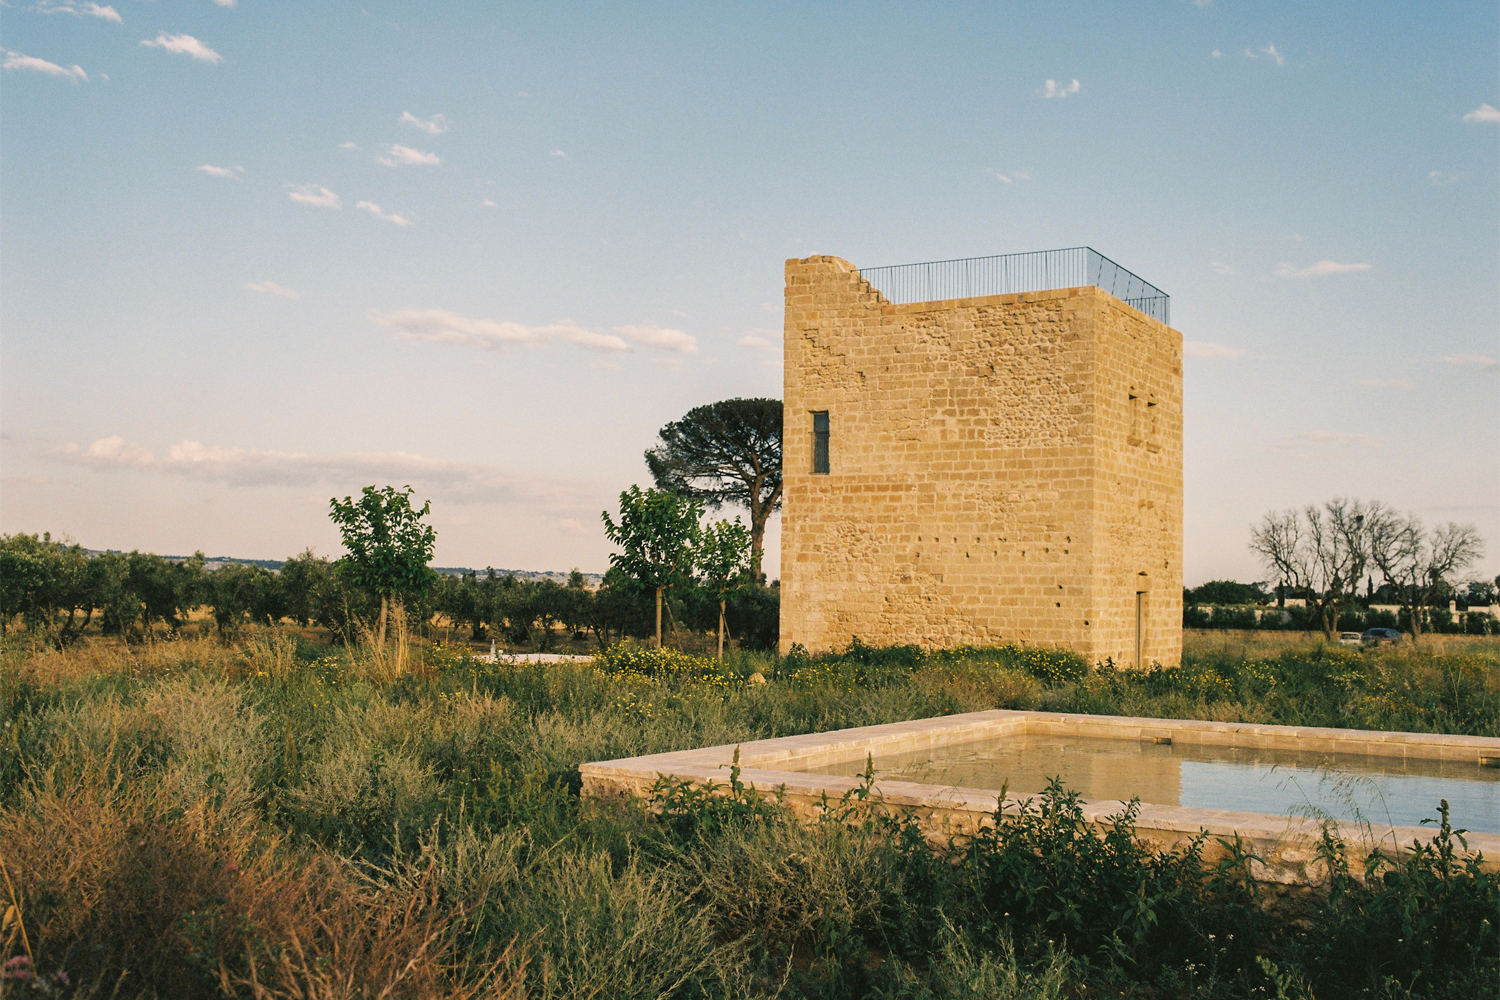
[1295,802,1499,997]
[953,779,1266,979]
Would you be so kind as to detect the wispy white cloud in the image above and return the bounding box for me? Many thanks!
[3,49,87,82]
[52,435,575,507]
[1428,170,1460,186]
[993,170,1030,184]
[286,184,340,208]
[1210,49,1223,58]
[245,281,300,300]
[1039,78,1080,99]
[338,141,360,150]
[614,325,698,354]
[481,198,498,208]
[1275,260,1371,278]
[1183,341,1246,359]
[1443,353,1498,371]
[1245,43,1284,66]
[1210,261,1236,276]
[1269,430,1380,451]
[1358,378,1413,389]
[377,144,440,168]
[737,330,782,353]
[34,2,122,22]
[213,0,237,7]
[551,149,568,158]
[140,32,222,63]
[400,111,448,135]
[369,309,631,354]
[356,200,414,226]
[1463,103,1500,123]
[197,164,243,180]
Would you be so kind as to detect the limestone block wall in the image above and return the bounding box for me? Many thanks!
[780,254,1182,667]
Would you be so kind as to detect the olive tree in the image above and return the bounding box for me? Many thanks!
[205,562,269,639]
[0,533,97,645]
[328,485,437,647]
[601,485,703,648]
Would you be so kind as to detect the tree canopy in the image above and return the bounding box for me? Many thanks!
[1183,580,1272,606]
[328,486,437,601]
[644,397,781,576]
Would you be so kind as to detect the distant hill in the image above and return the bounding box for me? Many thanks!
[84,549,602,585]
[432,566,604,586]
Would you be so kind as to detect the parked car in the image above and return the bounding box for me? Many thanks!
[1361,627,1403,647]
[1338,631,1363,646]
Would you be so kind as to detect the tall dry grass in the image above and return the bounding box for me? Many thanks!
[1,766,529,999]
[2,627,1495,998]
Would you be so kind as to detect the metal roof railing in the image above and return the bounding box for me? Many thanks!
[858,246,1169,325]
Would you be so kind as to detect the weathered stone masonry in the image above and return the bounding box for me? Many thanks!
[780,255,1183,667]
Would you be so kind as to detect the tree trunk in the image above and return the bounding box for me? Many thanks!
[748,519,766,581]
[718,599,726,661]
[378,595,389,649]
[654,586,663,649]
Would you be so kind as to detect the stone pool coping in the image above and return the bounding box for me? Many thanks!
[580,710,1500,885]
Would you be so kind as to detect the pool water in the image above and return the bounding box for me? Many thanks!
[796,733,1500,833]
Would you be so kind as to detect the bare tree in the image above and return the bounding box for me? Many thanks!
[1249,498,1380,640]
[1369,514,1484,639]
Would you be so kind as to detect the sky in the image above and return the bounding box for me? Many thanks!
[2,1,1497,587]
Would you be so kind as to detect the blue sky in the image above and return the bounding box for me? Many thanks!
[3,1,1497,585]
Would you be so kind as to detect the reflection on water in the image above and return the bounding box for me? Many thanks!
[794,734,1500,833]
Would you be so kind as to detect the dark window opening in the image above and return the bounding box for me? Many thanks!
[812,411,830,474]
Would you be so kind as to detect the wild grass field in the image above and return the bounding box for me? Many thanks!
[2,628,1496,999]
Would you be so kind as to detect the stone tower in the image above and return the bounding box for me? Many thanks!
[779,252,1183,668]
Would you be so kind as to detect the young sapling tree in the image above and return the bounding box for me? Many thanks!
[695,517,752,660]
[601,485,703,648]
[328,485,437,647]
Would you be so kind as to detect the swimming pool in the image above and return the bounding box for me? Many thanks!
[794,731,1500,833]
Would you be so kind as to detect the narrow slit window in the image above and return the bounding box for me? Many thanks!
[1127,392,1144,446]
[812,411,830,474]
